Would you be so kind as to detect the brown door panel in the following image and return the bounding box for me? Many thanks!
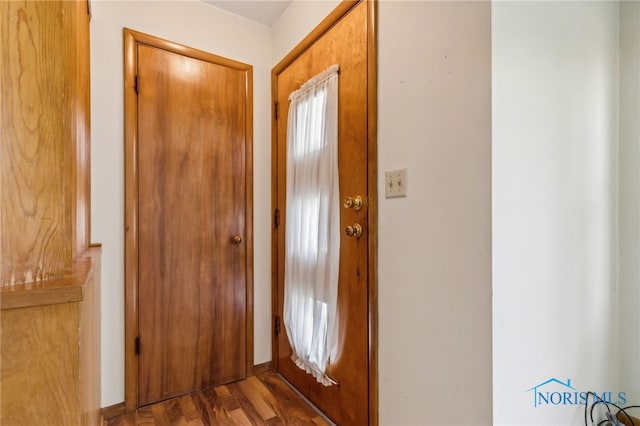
[274,2,370,424]
[136,43,248,406]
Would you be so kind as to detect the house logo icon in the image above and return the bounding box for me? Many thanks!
[527,378,576,408]
[526,378,627,408]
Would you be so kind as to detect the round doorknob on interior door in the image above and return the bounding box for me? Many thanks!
[232,235,242,244]
[345,223,363,238]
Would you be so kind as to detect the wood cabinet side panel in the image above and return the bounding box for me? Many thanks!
[0,0,75,286]
[80,247,101,426]
[1,303,81,426]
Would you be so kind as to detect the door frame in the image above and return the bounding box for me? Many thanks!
[123,28,254,411]
[270,1,378,424]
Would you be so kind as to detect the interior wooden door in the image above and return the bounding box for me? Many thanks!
[273,2,374,424]
[128,33,253,407]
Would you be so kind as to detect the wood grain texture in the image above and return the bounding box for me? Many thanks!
[252,361,273,376]
[70,0,92,258]
[102,403,126,422]
[1,246,101,426]
[0,0,77,286]
[272,2,373,425]
[0,1,99,424]
[105,371,330,426]
[123,28,140,413]
[123,29,254,408]
[1,302,79,425]
[272,1,358,72]
[0,256,89,310]
[137,43,247,406]
[80,246,102,426]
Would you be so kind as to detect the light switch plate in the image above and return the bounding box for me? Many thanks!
[385,168,407,198]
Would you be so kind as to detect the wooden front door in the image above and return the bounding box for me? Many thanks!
[272,2,376,425]
[124,30,253,408]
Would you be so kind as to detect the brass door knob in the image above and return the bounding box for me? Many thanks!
[345,223,363,238]
[343,195,363,211]
[232,235,242,244]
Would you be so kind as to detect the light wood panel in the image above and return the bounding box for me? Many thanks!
[0,257,88,310]
[2,301,80,425]
[0,1,101,424]
[81,245,103,426]
[1,246,102,426]
[0,0,77,285]
[105,371,329,426]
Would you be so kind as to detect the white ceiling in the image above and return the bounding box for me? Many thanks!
[203,1,293,28]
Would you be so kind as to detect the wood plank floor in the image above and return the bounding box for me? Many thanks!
[104,371,331,426]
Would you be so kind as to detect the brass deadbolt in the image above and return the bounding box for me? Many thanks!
[343,195,363,211]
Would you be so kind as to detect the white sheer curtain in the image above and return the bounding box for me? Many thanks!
[283,64,340,386]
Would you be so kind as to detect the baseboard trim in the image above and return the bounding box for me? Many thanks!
[101,363,272,419]
[101,402,125,420]
[253,361,273,375]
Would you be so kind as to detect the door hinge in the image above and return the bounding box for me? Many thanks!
[274,208,280,228]
[274,316,281,336]
[274,101,279,120]
[135,336,140,355]
[134,75,140,94]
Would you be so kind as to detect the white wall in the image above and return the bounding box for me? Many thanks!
[378,2,492,424]
[619,1,640,405]
[492,2,620,425]
[90,0,273,406]
[274,2,493,424]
